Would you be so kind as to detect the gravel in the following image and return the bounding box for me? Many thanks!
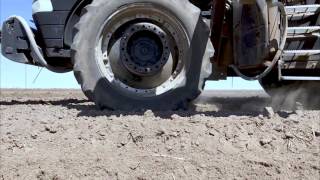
[0,89,319,179]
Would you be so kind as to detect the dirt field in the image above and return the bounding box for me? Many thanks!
[0,89,319,180]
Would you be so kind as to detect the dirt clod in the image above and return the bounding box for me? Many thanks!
[30,132,38,139]
[259,137,273,146]
[44,125,57,134]
[264,107,275,118]
[284,131,295,139]
[144,110,154,118]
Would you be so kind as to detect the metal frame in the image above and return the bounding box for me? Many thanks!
[211,0,227,62]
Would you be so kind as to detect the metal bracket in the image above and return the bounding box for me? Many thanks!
[1,16,70,73]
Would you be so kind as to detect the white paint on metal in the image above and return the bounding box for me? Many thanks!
[283,50,320,55]
[32,0,53,14]
[281,76,320,81]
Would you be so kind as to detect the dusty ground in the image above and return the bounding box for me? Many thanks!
[0,89,319,180]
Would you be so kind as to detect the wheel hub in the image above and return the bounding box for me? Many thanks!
[120,23,170,76]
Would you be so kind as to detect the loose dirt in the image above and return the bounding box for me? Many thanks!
[0,90,319,179]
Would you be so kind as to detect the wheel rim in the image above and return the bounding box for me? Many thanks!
[120,22,170,77]
[95,3,189,96]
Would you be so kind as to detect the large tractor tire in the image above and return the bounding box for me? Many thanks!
[71,0,214,110]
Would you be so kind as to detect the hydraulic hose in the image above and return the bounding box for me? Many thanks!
[229,2,288,81]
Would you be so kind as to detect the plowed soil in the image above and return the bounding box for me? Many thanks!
[0,90,319,180]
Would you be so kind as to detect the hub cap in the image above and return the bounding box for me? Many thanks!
[121,23,170,76]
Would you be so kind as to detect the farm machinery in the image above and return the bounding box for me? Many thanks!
[1,0,319,110]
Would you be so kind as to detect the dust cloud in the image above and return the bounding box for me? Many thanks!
[269,82,320,111]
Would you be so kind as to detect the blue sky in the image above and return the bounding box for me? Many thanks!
[0,0,262,90]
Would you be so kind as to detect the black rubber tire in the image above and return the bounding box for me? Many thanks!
[71,0,213,110]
